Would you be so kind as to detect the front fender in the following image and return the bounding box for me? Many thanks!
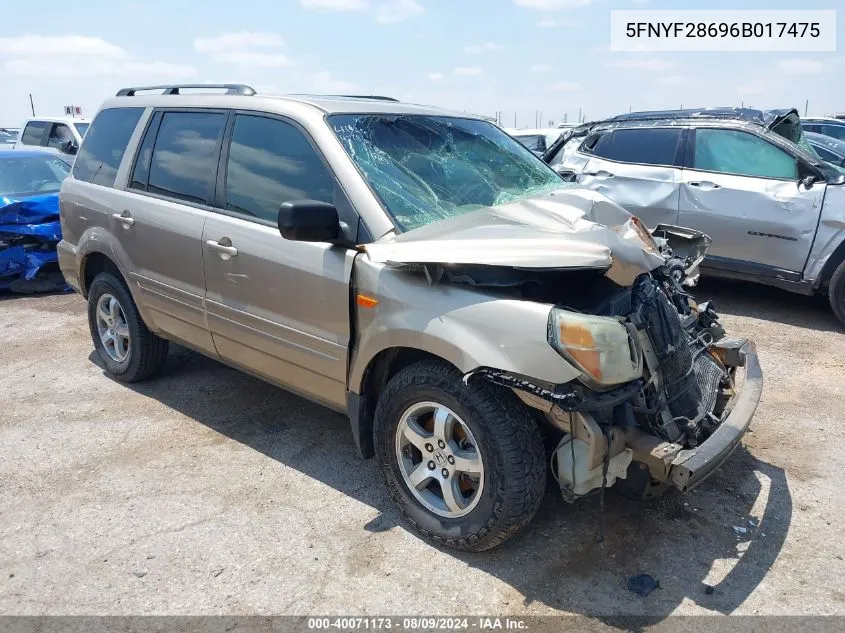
[805,185,845,286]
[349,259,582,394]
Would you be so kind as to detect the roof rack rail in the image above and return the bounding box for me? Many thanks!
[336,94,399,102]
[116,84,256,97]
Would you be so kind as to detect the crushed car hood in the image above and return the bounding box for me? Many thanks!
[364,187,673,286]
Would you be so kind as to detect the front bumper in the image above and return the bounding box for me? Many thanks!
[56,240,82,295]
[668,341,763,491]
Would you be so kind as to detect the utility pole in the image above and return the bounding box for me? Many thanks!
[514,112,517,127]
[805,99,809,116]
[29,94,35,116]
[578,107,581,123]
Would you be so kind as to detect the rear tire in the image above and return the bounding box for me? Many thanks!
[828,259,845,327]
[87,272,169,382]
[373,360,546,551]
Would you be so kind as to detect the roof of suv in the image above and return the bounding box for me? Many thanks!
[584,108,798,128]
[98,87,474,119]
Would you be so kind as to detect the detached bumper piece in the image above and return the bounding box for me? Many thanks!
[669,341,763,491]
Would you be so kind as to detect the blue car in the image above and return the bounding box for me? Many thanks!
[0,149,71,291]
[806,131,845,168]
[802,117,845,142]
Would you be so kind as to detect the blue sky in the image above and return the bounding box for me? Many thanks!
[0,0,841,127]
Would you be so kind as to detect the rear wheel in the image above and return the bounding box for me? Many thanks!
[828,259,845,327]
[87,272,169,382]
[373,360,546,551]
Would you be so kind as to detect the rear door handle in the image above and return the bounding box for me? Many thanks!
[584,170,614,178]
[112,211,135,227]
[688,181,721,190]
[206,238,238,258]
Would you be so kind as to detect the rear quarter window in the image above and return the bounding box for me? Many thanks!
[72,107,144,187]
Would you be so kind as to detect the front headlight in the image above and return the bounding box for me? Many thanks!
[548,308,642,386]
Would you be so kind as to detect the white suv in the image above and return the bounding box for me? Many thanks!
[13,116,90,157]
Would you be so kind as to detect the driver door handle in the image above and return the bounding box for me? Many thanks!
[688,181,721,190]
[206,239,238,258]
[583,170,614,178]
[112,211,135,227]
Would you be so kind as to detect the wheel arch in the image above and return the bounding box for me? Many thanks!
[80,250,124,298]
[816,237,845,291]
[347,347,458,459]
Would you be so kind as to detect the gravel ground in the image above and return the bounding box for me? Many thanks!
[0,280,843,618]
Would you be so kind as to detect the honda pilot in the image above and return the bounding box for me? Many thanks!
[58,85,763,551]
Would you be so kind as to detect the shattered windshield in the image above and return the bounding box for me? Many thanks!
[328,114,565,231]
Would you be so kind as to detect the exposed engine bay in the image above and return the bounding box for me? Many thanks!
[418,227,754,501]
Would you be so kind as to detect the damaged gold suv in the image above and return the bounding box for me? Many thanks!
[58,85,763,551]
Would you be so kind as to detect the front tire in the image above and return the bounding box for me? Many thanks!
[373,360,546,551]
[829,259,845,327]
[87,272,169,382]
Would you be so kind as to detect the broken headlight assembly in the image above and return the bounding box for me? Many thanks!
[547,308,642,386]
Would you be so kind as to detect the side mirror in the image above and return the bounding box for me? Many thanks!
[277,200,340,243]
[60,140,78,155]
[800,174,817,189]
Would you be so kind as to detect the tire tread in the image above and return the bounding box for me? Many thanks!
[374,360,546,552]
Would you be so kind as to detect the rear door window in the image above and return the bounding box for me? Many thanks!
[72,107,144,187]
[20,121,48,146]
[590,128,682,166]
[693,128,799,180]
[46,123,74,149]
[222,114,334,222]
[146,111,226,204]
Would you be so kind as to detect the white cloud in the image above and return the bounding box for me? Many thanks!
[311,71,358,92]
[4,58,196,79]
[454,66,482,76]
[194,32,283,53]
[193,32,291,68]
[465,41,503,54]
[0,35,196,79]
[552,81,581,91]
[605,56,674,71]
[222,52,292,68]
[300,0,423,23]
[537,18,580,28]
[427,72,444,81]
[776,58,824,75]
[530,64,552,73]
[514,0,593,9]
[0,35,126,59]
[375,0,424,23]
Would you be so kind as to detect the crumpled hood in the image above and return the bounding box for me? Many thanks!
[363,187,668,286]
[0,193,61,237]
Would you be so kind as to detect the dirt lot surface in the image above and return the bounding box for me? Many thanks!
[1,280,843,618]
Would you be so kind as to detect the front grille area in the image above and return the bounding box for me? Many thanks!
[630,275,725,445]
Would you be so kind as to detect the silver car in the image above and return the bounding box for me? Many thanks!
[547,108,845,326]
[58,85,762,550]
